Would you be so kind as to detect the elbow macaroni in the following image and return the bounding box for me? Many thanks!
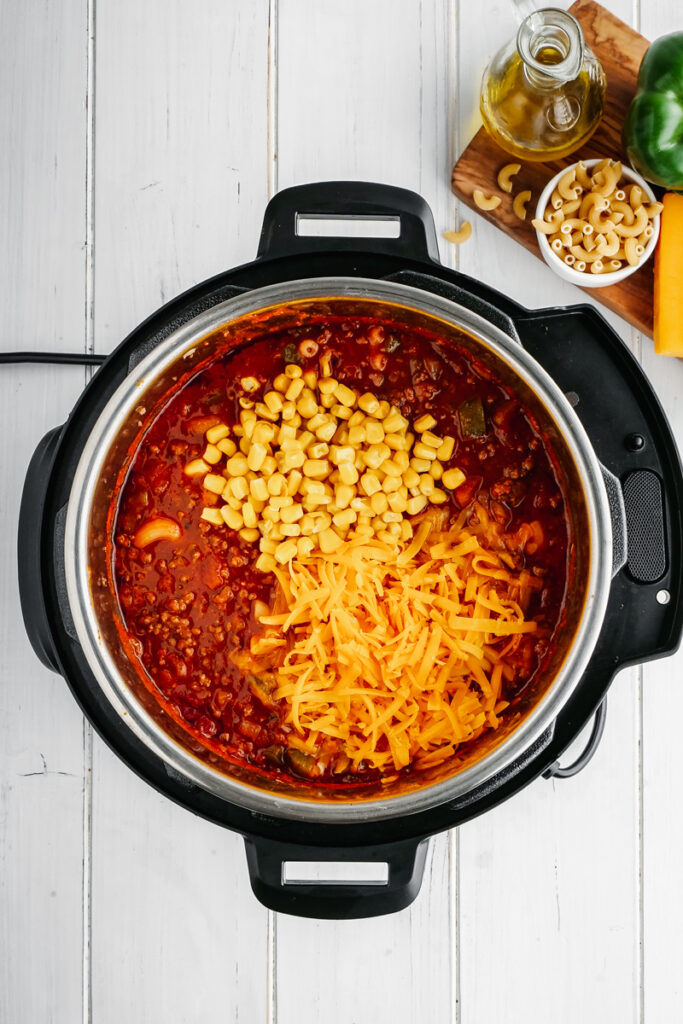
[534,159,660,276]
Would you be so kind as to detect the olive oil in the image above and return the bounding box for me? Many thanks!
[480,10,606,162]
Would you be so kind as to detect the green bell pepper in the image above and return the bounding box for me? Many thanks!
[623,32,683,191]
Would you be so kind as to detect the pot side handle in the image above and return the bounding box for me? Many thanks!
[18,425,64,672]
[256,181,441,263]
[243,835,429,919]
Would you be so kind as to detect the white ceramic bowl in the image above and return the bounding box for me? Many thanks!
[534,158,660,289]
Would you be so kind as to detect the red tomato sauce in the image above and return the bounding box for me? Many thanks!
[111,317,573,785]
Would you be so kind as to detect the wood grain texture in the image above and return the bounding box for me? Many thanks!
[0,2,90,1022]
[451,0,655,336]
[89,2,271,1021]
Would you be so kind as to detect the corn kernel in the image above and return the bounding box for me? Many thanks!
[360,472,381,496]
[332,509,356,530]
[240,408,257,432]
[303,459,330,479]
[229,476,249,501]
[431,489,448,504]
[281,449,306,472]
[262,506,280,523]
[315,420,337,443]
[335,382,356,407]
[206,423,230,444]
[280,523,302,537]
[370,491,389,515]
[387,491,407,513]
[285,363,302,379]
[402,467,420,489]
[263,391,283,414]
[285,377,305,401]
[413,442,436,461]
[318,378,337,395]
[383,410,406,433]
[406,495,428,515]
[338,462,359,486]
[319,528,343,553]
[351,496,372,513]
[383,458,401,477]
[377,530,395,544]
[217,438,237,457]
[225,453,249,476]
[255,552,277,573]
[421,430,443,449]
[241,376,260,393]
[286,470,303,496]
[414,413,437,433]
[241,501,257,528]
[419,474,435,496]
[383,432,406,451]
[302,493,332,510]
[335,484,355,509]
[430,461,443,481]
[220,506,244,530]
[363,420,384,444]
[442,467,466,490]
[411,457,431,474]
[401,519,413,541]
[273,373,289,392]
[267,473,287,497]
[238,397,254,410]
[223,493,242,510]
[261,456,277,476]
[347,425,364,446]
[238,435,251,455]
[330,403,352,420]
[303,369,318,389]
[270,495,293,510]
[185,458,210,476]
[249,477,269,503]
[247,442,268,472]
[254,402,278,422]
[259,537,278,554]
[297,536,315,557]
[364,443,390,470]
[382,511,403,524]
[275,540,298,564]
[280,503,303,524]
[308,441,329,460]
[348,410,365,427]
[203,473,227,494]
[382,475,401,494]
[358,392,380,416]
[200,507,223,525]
[436,435,455,461]
[297,394,319,419]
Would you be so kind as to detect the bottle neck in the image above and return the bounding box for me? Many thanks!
[516,9,584,86]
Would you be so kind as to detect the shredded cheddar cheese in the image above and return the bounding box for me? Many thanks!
[256,509,542,774]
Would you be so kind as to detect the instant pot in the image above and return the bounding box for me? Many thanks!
[17,182,683,918]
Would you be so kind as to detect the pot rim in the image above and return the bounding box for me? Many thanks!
[63,277,613,823]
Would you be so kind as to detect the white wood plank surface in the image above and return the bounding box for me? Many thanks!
[636,6,683,1023]
[1,0,682,1021]
[0,3,90,1023]
[89,3,272,1022]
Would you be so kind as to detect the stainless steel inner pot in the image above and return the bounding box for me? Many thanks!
[64,278,613,823]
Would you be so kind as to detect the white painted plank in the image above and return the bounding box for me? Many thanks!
[275,4,455,1021]
[454,1,643,1021]
[0,2,89,1021]
[636,5,683,1022]
[89,2,272,1020]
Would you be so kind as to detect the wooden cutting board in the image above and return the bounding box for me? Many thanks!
[451,0,653,336]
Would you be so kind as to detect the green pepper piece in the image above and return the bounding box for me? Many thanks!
[458,396,487,438]
[623,32,683,191]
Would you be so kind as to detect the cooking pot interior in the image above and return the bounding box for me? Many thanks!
[86,294,591,805]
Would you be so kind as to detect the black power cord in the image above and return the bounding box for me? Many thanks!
[0,350,106,366]
[542,698,608,780]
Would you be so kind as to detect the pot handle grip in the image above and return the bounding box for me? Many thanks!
[256,181,441,263]
[243,835,429,919]
[18,425,64,672]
